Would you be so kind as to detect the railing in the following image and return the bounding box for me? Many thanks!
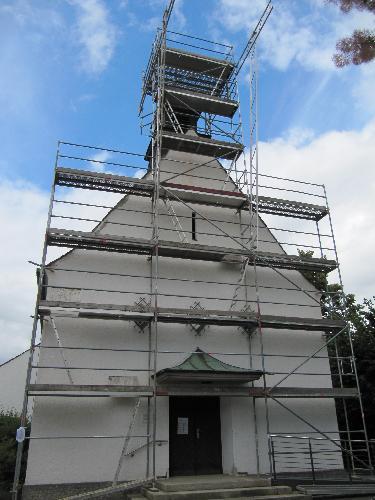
[269,434,375,482]
[140,29,235,112]
[127,439,168,458]
[165,29,234,61]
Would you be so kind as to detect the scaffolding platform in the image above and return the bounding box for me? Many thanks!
[165,46,234,79]
[28,384,152,397]
[47,228,337,272]
[38,300,346,333]
[54,168,328,221]
[161,131,243,159]
[27,383,357,399]
[55,168,153,196]
[158,386,359,399]
[257,196,328,221]
[165,86,238,117]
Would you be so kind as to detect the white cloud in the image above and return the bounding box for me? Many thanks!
[0,180,49,363]
[138,15,160,33]
[89,150,113,172]
[258,119,375,300]
[0,0,63,30]
[69,93,96,112]
[0,0,118,82]
[124,0,186,33]
[0,1,64,119]
[133,168,146,178]
[0,178,123,363]
[87,151,145,176]
[172,0,186,31]
[69,0,118,75]
[353,62,375,115]
[212,0,375,72]
[118,0,128,9]
[282,127,315,147]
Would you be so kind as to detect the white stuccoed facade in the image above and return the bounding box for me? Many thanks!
[0,350,36,414]
[24,149,343,486]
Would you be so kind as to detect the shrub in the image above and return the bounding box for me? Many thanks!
[0,410,29,494]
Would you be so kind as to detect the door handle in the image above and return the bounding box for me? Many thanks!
[196,428,200,440]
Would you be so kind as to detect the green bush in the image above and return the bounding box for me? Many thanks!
[0,410,29,495]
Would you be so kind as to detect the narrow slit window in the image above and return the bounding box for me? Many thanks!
[192,212,197,241]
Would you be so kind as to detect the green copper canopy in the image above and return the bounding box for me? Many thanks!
[156,348,264,384]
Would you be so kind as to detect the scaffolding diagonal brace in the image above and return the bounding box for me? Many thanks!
[50,316,74,385]
[163,197,188,243]
[233,0,273,79]
[112,398,142,486]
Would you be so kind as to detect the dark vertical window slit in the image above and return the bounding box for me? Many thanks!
[192,212,197,241]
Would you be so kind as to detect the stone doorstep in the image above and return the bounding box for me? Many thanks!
[155,476,271,492]
[141,485,294,500]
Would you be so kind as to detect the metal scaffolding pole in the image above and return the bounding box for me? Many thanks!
[150,0,174,487]
[316,217,355,471]
[323,185,373,471]
[11,143,60,500]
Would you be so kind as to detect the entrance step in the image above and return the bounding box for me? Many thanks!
[155,475,271,492]
[141,485,299,500]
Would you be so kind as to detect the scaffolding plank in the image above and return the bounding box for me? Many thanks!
[47,228,153,254]
[161,131,244,159]
[257,196,328,222]
[259,315,345,333]
[165,47,234,79]
[47,228,337,272]
[252,251,336,272]
[165,86,238,117]
[158,386,358,398]
[162,181,246,208]
[252,387,358,399]
[54,167,247,208]
[54,168,328,221]
[55,168,153,196]
[39,300,346,332]
[27,383,357,399]
[28,384,153,398]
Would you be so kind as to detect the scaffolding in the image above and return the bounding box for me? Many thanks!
[12,1,373,498]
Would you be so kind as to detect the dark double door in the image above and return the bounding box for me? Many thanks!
[169,396,222,476]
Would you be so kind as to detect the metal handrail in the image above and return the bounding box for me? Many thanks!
[269,434,374,483]
[127,439,168,458]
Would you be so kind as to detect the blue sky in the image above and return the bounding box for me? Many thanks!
[1,0,373,187]
[0,0,374,361]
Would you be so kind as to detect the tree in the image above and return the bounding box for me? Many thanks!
[327,0,375,67]
[298,248,375,467]
[0,410,29,498]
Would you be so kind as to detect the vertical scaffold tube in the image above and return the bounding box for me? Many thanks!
[323,185,373,471]
[12,143,60,499]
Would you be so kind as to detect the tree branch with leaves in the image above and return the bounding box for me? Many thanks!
[327,0,375,66]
